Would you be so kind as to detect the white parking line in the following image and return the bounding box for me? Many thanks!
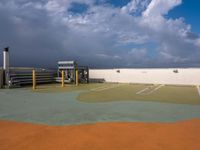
[136,85,154,95]
[91,84,123,92]
[196,85,200,96]
[90,85,112,91]
[136,84,164,95]
[145,84,164,95]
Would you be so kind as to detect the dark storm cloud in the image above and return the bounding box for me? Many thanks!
[0,1,69,68]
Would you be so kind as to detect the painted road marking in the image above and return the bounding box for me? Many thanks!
[145,84,164,95]
[90,85,113,91]
[96,84,123,92]
[136,85,155,95]
[91,84,123,92]
[196,85,200,96]
[137,84,164,95]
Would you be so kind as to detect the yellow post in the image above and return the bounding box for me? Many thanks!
[76,69,79,86]
[32,70,36,90]
[61,70,65,87]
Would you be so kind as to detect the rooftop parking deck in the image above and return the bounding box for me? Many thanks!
[0,83,200,125]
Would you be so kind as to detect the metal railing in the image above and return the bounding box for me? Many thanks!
[9,69,57,87]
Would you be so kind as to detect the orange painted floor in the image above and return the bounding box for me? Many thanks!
[0,120,200,150]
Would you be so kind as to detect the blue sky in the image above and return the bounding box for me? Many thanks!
[107,0,132,7]
[0,0,200,68]
[168,0,200,33]
[108,0,200,33]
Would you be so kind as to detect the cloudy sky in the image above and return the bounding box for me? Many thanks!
[0,0,200,68]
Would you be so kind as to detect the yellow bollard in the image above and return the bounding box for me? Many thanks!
[61,70,65,87]
[76,69,79,86]
[32,70,36,90]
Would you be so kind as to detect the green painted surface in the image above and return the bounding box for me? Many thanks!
[0,83,200,125]
[78,84,200,105]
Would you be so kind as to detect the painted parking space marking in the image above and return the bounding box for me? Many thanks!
[196,85,200,96]
[91,84,123,92]
[95,84,123,92]
[145,84,164,95]
[90,85,114,91]
[136,85,155,95]
[137,84,164,95]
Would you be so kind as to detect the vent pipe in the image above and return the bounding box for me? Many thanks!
[3,47,9,71]
[3,47,10,86]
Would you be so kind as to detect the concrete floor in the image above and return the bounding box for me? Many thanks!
[0,84,200,125]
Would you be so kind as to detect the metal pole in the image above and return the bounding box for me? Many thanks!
[76,69,79,86]
[3,47,10,87]
[61,70,65,87]
[32,70,36,90]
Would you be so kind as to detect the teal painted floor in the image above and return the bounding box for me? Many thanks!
[0,88,200,125]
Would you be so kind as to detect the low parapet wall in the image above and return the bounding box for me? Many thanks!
[89,68,200,86]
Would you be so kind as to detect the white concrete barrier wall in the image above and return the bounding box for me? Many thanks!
[89,68,200,85]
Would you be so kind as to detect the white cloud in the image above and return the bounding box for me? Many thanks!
[121,0,150,14]
[43,0,93,15]
[196,39,200,47]
[143,0,182,17]
[0,0,200,68]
